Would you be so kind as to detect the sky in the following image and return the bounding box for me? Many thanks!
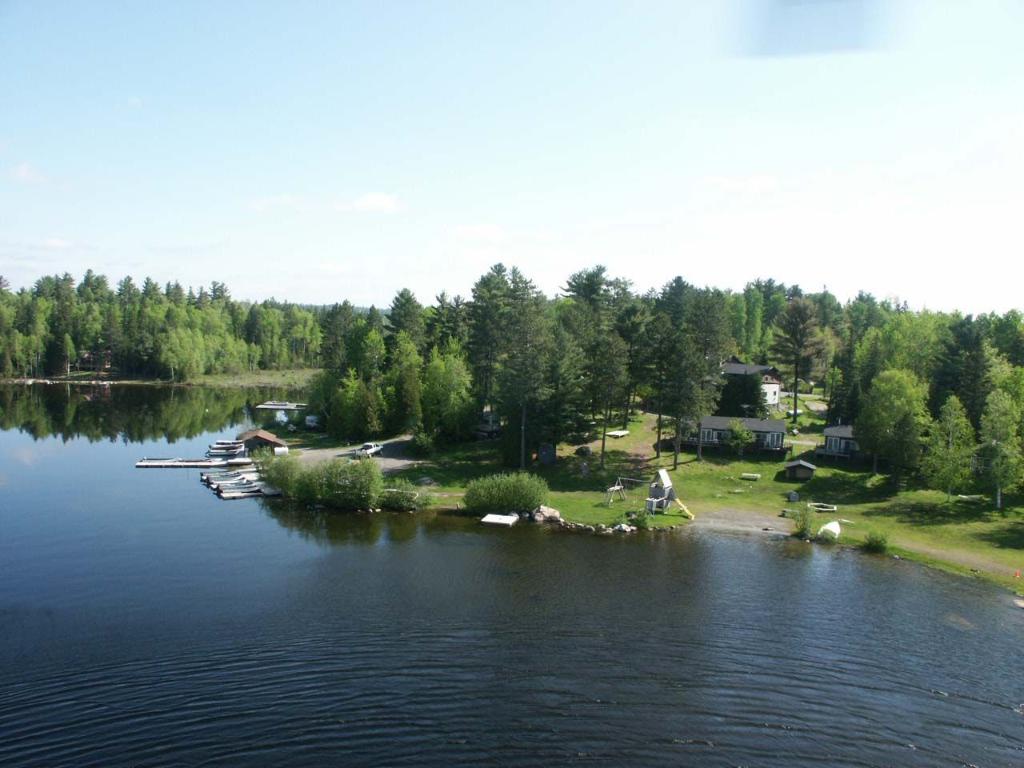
[1,0,1022,313]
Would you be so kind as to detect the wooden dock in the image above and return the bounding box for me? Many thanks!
[138,452,280,500]
[136,457,254,469]
[254,400,307,411]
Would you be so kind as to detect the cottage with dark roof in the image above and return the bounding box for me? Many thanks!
[819,425,859,458]
[698,416,786,452]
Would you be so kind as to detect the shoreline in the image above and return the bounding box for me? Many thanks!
[528,503,1021,595]
[0,373,315,389]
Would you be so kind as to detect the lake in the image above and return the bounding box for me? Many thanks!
[1,384,1022,766]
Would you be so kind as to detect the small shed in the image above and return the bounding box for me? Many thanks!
[236,429,288,454]
[785,459,817,481]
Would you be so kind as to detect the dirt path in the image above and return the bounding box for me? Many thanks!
[693,508,1013,582]
[886,537,1014,576]
[690,507,792,536]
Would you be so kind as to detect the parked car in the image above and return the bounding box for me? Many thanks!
[358,442,383,457]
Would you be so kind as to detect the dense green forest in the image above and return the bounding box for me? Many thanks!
[4,267,1024,502]
[0,272,321,380]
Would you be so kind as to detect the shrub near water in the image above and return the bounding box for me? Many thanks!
[862,530,889,554]
[380,479,430,511]
[463,472,549,514]
[790,506,815,539]
[258,452,302,496]
[258,453,384,510]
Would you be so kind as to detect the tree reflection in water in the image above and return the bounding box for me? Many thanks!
[0,384,293,443]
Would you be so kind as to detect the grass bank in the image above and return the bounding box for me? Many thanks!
[382,409,1024,592]
[2,368,320,390]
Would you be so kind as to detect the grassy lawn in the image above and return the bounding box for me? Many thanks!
[772,395,826,442]
[188,368,321,389]
[376,404,1024,592]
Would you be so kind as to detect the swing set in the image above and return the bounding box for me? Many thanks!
[605,470,693,519]
[605,476,644,506]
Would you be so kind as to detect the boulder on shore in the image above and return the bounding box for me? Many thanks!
[532,505,562,523]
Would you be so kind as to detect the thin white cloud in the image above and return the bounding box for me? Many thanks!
[450,224,505,242]
[247,195,304,213]
[11,162,48,185]
[0,236,80,254]
[335,192,402,213]
[148,239,228,255]
[41,237,74,250]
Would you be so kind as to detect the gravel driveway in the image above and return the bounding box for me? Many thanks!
[295,435,421,474]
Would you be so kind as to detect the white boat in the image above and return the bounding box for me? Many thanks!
[817,521,841,541]
[209,477,260,491]
[218,488,265,500]
[201,469,259,485]
[207,445,246,457]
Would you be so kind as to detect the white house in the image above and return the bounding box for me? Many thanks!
[721,357,783,407]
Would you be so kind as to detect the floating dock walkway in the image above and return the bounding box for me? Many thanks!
[254,401,307,411]
[137,437,281,499]
[136,457,254,469]
[481,513,519,527]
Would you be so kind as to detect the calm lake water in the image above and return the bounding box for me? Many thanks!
[1,385,1022,767]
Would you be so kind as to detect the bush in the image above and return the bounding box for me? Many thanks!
[322,458,384,510]
[258,452,302,496]
[628,508,650,530]
[862,530,889,554]
[409,429,436,458]
[463,472,549,514]
[380,478,429,511]
[791,506,815,539]
[258,454,383,510]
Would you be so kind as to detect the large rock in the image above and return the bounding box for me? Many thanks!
[532,505,562,523]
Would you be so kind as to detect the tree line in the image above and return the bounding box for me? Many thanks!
[4,267,1024,504]
[305,265,1024,508]
[0,272,322,380]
